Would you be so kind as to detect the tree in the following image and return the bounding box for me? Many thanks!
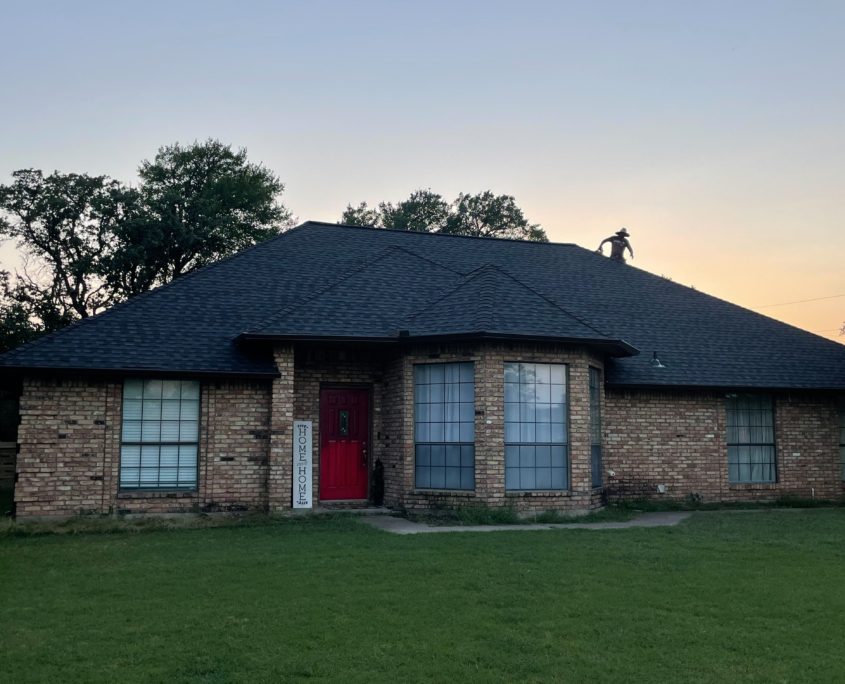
[0,271,46,352]
[117,140,292,293]
[340,189,547,241]
[0,169,136,322]
[443,191,546,241]
[0,140,292,350]
[341,202,381,228]
[380,189,450,233]
[342,190,449,233]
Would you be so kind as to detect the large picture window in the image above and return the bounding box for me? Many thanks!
[726,395,776,483]
[504,362,568,491]
[414,362,474,490]
[120,379,200,489]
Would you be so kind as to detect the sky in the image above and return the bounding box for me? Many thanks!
[1,0,843,342]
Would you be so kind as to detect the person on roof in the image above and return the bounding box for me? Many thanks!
[597,228,634,263]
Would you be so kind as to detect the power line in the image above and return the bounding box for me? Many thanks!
[753,293,845,309]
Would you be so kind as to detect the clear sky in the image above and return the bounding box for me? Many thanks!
[1,0,843,342]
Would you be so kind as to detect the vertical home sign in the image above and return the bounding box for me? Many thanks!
[292,420,313,509]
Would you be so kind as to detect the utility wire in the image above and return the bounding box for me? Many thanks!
[753,293,845,309]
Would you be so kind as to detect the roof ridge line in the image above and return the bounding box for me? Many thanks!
[481,264,616,340]
[0,222,307,362]
[246,246,406,333]
[384,244,466,276]
[246,243,468,333]
[313,221,576,247]
[401,264,500,328]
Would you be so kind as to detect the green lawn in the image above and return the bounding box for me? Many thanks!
[2,510,844,683]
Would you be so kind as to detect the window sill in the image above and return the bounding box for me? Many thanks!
[117,489,198,500]
[506,490,572,497]
[727,483,778,490]
[412,489,476,497]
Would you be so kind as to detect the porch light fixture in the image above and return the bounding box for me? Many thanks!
[650,351,666,368]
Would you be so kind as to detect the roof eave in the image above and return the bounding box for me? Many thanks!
[606,380,845,392]
[239,330,639,357]
[402,331,638,357]
[238,332,398,345]
[0,365,280,381]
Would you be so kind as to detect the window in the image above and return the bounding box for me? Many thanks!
[414,362,474,490]
[589,367,602,488]
[726,395,776,483]
[504,362,568,491]
[120,379,200,489]
[839,398,845,481]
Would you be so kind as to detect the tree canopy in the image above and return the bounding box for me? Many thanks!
[341,189,546,242]
[0,140,291,351]
[0,148,547,353]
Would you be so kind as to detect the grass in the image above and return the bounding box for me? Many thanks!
[407,503,636,526]
[613,494,844,512]
[0,510,320,538]
[2,510,845,682]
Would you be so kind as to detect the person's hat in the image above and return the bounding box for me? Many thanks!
[616,227,630,237]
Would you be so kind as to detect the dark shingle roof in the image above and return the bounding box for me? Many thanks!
[2,221,844,389]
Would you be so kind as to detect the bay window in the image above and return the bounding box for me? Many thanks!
[504,362,568,491]
[414,362,475,490]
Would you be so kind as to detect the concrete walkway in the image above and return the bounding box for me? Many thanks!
[360,511,692,535]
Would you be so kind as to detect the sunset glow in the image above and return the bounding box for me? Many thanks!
[1,1,842,342]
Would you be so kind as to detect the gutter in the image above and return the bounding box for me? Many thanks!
[238,330,640,358]
[0,366,280,381]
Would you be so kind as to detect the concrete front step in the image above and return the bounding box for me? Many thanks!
[310,504,393,515]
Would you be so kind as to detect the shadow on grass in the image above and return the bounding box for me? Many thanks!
[403,494,845,527]
[405,504,637,527]
[613,494,844,513]
[0,510,360,538]
[5,495,842,537]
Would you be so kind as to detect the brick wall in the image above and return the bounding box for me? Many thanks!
[771,394,842,500]
[15,377,272,517]
[268,346,294,512]
[16,378,120,517]
[380,354,406,508]
[197,381,271,511]
[396,341,606,513]
[292,346,394,503]
[12,352,845,518]
[603,389,844,503]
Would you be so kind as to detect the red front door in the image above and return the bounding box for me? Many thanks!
[319,388,370,500]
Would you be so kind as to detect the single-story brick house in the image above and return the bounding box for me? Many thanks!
[2,221,844,518]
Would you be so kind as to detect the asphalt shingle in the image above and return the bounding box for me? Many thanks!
[1,221,843,389]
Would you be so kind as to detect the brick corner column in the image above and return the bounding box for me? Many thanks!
[478,346,506,505]
[568,360,593,498]
[268,345,294,512]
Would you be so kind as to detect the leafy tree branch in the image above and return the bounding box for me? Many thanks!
[341,189,547,242]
